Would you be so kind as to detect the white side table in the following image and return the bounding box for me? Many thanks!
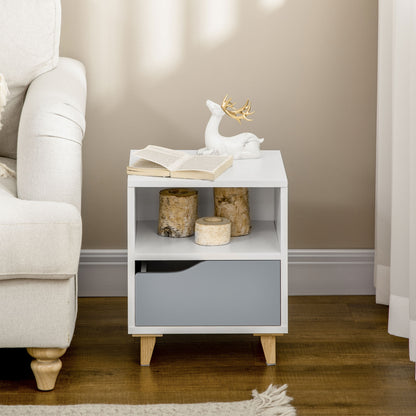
[127,150,288,365]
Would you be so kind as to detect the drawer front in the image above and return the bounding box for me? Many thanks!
[135,260,280,326]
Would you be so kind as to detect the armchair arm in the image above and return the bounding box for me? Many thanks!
[16,57,87,211]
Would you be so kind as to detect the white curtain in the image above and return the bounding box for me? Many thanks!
[374,0,416,376]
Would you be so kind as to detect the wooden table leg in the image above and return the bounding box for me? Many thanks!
[254,334,283,365]
[133,335,162,366]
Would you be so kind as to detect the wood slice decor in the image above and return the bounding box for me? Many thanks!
[195,217,231,246]
[213,187,250,236]
[158,188,198,237]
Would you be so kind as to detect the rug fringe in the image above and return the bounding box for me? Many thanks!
[252,384,296,416]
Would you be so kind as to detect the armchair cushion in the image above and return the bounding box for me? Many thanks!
[0,157,82,280]
[0,0,61,159]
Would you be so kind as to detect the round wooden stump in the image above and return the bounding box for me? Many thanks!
[195,217,231,246]
[213,187,251,236]
[158,188,198,237]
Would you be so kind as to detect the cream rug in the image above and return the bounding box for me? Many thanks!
[0,384,296,415]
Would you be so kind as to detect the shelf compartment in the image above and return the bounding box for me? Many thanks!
[135,260,281,327]
[134,220,281,260]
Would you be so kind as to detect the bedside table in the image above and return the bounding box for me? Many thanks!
[127,150,288,365]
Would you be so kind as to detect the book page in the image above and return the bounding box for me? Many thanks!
[134,145,188,171]
[175,155,232,173]
[127,158,170,177]
[129,159,166,170]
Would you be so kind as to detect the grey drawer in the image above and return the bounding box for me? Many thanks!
[135,260,281,326]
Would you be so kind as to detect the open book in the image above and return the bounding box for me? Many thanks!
[127,145,233,180]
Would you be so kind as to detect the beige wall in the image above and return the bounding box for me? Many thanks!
[60,0,378,249]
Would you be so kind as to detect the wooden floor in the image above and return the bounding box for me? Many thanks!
[1,296,416,415]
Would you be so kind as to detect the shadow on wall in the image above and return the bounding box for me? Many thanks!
[63,0,290,142]
[60,0,377,249]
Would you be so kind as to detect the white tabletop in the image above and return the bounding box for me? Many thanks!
[128,150,287,188]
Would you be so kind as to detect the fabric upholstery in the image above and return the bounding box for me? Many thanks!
[17,58,86,211]
[0,157,16,195]
[0,157,82,280]
[0,276,77,348]
[0,0,61,159]
[0,73,9,130]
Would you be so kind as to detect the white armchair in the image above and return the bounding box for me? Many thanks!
[0,1,86,390]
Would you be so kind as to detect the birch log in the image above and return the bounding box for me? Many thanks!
[213,187,250,236]
[158,188,198,237]
[195,217,231,246]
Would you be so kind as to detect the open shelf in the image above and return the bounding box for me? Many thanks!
[134,220,281,261]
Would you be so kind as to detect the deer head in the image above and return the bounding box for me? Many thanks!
[221,95,254,123]
[206,99,224,116]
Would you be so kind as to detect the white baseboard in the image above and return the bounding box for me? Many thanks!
[78,250,128,297]
[288,249,374,295]
[78,249,375,297]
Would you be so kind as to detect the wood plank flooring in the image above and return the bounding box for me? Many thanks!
[1,296,415,415]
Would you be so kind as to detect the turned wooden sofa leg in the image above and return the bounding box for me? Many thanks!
[27,348,67,391]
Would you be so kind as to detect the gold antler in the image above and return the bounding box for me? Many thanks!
[221,95,254,123]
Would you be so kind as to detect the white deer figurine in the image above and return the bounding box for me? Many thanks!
[197,96,264,159]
